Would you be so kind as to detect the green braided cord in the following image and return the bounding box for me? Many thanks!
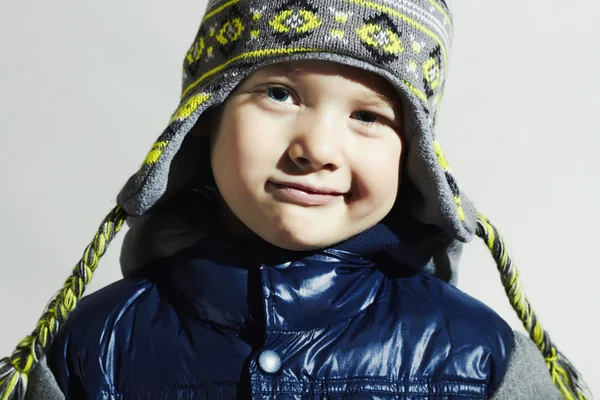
[0,206,128,400]
[476,214,591,400]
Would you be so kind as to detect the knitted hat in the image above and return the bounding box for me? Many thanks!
[0,1,588,399]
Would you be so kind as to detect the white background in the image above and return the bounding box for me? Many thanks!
[0,0,598,394]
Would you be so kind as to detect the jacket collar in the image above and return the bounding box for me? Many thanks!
[145,223,407,334]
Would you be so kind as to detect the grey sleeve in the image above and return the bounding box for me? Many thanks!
[489,331,562,400]
[24,356,66,400]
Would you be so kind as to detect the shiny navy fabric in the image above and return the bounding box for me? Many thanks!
[47,228,514,399]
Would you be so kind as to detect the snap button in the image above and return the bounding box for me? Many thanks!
[263,286,271,299]
[274,262,291,270]
[258,350,281,374]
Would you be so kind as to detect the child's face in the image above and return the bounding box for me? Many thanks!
[209,60,403,250]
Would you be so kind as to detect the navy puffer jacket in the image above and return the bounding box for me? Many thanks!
[46,223,516,399]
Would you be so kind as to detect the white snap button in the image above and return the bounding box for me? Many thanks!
[263,286,271,299]
[274,262,291,270]
[258,350,281,374]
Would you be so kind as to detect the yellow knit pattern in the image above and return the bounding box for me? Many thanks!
[170,93,212,125]
[433,141,466,222]
[138,92,212,171]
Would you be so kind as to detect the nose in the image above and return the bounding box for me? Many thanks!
[288,111,343,172]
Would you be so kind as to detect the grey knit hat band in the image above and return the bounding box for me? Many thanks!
[117,0,478,242]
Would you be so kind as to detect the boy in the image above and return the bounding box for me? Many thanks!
[0,0,589,399]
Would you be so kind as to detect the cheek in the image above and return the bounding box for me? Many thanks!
[211,108,282,193]
[211,117,243,195]
[352,138,402,210]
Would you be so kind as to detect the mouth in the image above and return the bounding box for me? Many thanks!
[267,180,347,206]
[270,180,345,195]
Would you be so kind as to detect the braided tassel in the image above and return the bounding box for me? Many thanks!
[476,214,590,400]
[0,206,128,400]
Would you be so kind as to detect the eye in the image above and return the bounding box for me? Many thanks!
[353,111,378,123]
[265,86,294,103]
[351,111,389,126]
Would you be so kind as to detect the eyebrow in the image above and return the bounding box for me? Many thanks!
[370,92,397,110]
[280,63,306,74]
[355,91,398,112]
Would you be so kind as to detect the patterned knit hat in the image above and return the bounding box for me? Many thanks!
[0,1,589,399]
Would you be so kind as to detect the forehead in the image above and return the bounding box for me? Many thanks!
[249,60,401,107]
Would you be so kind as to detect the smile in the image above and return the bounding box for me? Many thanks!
[267,181,345,206]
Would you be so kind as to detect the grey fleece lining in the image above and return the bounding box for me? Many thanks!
[490,331,562,400]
